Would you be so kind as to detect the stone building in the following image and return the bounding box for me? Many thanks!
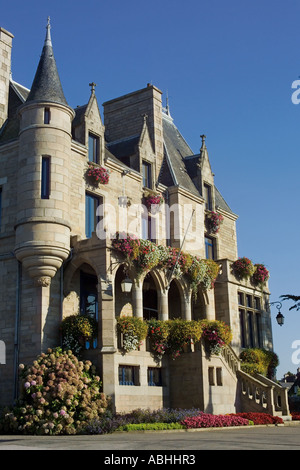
[0,21,289,416]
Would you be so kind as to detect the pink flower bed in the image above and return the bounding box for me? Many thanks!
[182,413,250,428]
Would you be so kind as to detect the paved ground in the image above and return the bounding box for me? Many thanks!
[1,424,300,452]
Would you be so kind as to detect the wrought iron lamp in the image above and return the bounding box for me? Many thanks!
[269,301,285,326]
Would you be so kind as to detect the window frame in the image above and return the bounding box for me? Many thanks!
[0,187,2,230]
[119,365,139,386]
[238,291,263,349]
[41,155,51,199]
[203,183,212,211]
[205,235,215,260]
[44,107,50,125]
[85,192,102,238]
[88,132,100,164]
[142,160,152,189]
[148,367,162,387]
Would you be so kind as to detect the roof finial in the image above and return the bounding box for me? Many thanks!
[89,82,97,94]
[45,16,52,47]
[200,134,206,149]
[166,91,170,115]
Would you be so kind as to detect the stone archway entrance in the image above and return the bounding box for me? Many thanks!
[143,273,158,320]
[168,279,182,319]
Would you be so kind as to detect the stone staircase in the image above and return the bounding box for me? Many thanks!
[221,345,291,420]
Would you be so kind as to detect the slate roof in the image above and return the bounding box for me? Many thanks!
[0,81,29,144]
[25,21,68,106]
[161,112,235,215]
[106,135,140,158]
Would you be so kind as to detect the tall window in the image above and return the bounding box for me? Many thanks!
[88,133,100,164]
[0,188,2,230]
[238,292,262,348]
[85,193,102,238]
[80,271,98,349]
[44,107,50,124]
[142,213,156,242]
[205,236,215,259]
[142,161,152,188]
[203,183,212,211]
[41,156,51,199]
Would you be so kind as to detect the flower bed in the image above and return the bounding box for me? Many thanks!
[182,413,251,428]
[119,422,185,431]
[231,412,283,425]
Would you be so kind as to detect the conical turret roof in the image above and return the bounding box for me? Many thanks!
[26,18,68,106]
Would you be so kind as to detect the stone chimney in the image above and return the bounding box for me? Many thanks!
[103,84,164,180]
[0,27,14,128]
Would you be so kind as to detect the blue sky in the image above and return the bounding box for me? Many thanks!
[2,0,300,378]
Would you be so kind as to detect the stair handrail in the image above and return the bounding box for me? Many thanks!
[254,373,290,415]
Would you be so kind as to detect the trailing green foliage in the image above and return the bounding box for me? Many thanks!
[117,316,232,359]
[240,348,279,378]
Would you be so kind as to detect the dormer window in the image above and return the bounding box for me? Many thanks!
[142,160,152,189]
[44,107,50,124]
[88,133,100,164]
[203,183,212,211]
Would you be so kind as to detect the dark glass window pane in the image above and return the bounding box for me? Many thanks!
[85,193,102,238]
[148,367,162,386]
[88,133,99,163]
[142,161,152,188]
[41,156,50,199]
[248,311,254,348]
[204,183,212,211]
[0,188,2,230]
[205,236,214,259]
[239,309,246,348]
[44,108,50,124]
[119,366,136,385]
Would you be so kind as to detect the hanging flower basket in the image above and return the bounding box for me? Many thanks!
[231,257,255,281]
[85,163,109,186]
[143,191,164,213]
[205,211,224,234]
[252,264,270,287]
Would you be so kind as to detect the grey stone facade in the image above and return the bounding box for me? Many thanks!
[0,22,274,414]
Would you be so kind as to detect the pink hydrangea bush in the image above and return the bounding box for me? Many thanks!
[181,413,251,428]
[0,348,110,435]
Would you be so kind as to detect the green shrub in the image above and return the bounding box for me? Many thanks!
[118,422,185,431]
[240,348,279,378]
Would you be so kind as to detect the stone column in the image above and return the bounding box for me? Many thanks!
[205,290,215,320]
[183,292,192,321]
[132,280,143,318]
[159,290,169,321]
